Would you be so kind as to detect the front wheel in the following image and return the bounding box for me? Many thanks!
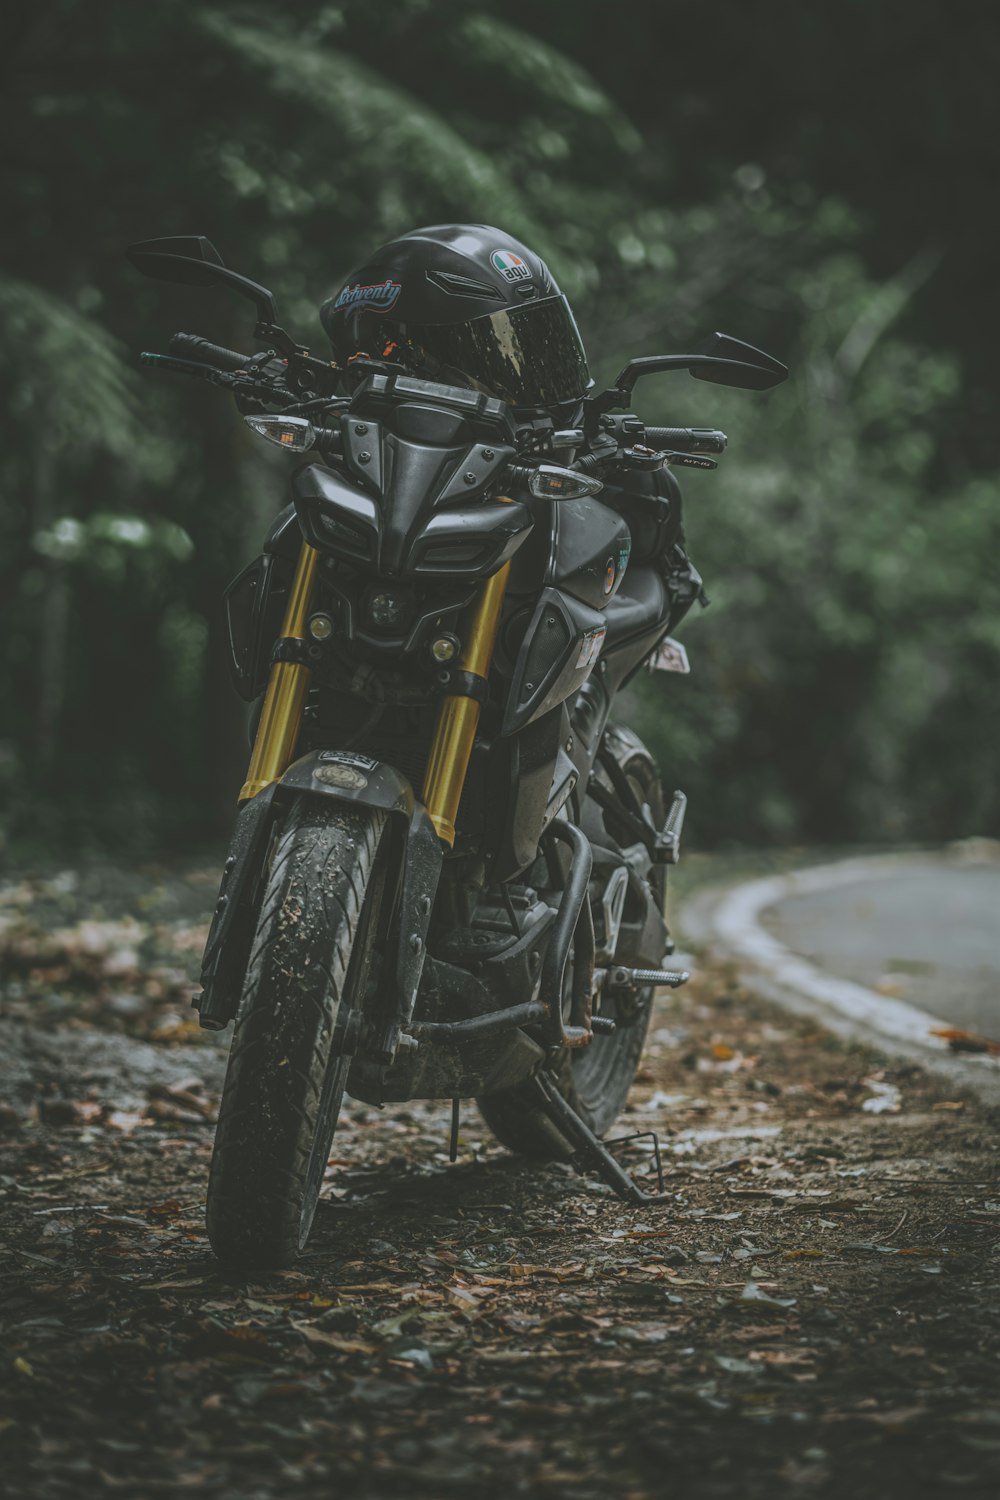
[206,799,389,1269]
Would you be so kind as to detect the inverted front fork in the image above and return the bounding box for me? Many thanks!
[239,543,320,802]
[238,540,512,834]
[422,556,511,845]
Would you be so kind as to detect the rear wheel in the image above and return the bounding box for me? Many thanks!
[206,799,388,1269]
[477,746,665,1161]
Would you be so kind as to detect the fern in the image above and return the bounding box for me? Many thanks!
[0,274,139,456]
[198,13,547,244]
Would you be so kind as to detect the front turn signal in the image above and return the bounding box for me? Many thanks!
[527,465,603,500]
[244,415,316,452]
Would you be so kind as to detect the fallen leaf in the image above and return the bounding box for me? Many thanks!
[748,1348,815,1366]
[930,1027,1000,1055]
[144,1275,208,1291]
[739,1282,797,1308]
[330,1281,403,1294]
[292,1321,376,1355]
[861,1080,901,1114]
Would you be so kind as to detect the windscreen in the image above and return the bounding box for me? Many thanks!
[410,295,591,408]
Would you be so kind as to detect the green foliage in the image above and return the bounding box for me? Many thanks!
[631,247,999,844]
[199,13,537,232]
[0,0,996,853]
[454,13,642,154]
[0,274,138,457]
[33,513,194,575]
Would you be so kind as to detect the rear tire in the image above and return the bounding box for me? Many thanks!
[206,799,388,1269]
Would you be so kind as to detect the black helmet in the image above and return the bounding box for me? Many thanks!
[320,224,592,412]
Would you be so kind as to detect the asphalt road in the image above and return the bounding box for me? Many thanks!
[759,857,1000,1041]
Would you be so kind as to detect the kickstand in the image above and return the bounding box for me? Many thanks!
[449,1096,460,1164]
[528,1072,669,1205]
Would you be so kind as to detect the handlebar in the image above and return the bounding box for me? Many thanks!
[168,333,252,373]
[644,426,727,455]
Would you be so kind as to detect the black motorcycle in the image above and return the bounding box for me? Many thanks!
[129,233,786,1268]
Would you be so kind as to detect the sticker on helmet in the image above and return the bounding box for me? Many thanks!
[332,279,402,315]
[491,249,531,283]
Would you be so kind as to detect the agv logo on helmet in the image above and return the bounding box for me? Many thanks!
[491,249,531,283]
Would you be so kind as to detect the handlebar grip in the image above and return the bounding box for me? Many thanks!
[645,426,728,455]
[168,334,251,373]
[312,427,343,456]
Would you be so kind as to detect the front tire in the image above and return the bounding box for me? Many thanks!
[206,798,388,1269]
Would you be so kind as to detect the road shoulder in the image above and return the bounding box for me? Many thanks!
[678,849,1000,1104]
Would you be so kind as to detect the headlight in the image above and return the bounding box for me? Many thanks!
[366,588,412,631]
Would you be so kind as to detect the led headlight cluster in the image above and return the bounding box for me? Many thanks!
[366,589,411,631]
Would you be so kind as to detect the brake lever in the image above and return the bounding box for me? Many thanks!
[620,444,667,471]
[573,437,718,480]
[657,450,718,470]
[625,438,719,471]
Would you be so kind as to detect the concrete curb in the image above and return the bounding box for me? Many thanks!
[678,851,1000,1104]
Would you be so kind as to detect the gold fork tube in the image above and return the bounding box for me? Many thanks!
[422,555,512,845]
[239,542,320,802]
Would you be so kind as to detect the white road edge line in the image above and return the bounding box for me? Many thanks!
[710,855,1000,1064]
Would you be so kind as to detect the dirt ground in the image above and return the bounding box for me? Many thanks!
[1,864,999,1499]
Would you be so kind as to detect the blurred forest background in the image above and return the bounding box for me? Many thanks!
[1,0,998,857]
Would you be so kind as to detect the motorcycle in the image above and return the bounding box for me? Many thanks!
[128,234,786,1267]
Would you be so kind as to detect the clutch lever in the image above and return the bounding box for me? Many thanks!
[141,351,303,407]
[140,352,240,386]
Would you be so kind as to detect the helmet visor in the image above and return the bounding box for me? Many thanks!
[409,295,591,408]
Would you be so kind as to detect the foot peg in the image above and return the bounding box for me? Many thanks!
[606,964,690,992]
[659,790,687,865]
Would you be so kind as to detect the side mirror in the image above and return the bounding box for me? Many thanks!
[129,235,225,268]
[126,235,277,324]
[694,332,788,388]
[588,334,788,423]
[612,349,786,397]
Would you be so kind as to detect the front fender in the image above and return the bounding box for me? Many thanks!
[196,752,442,1037]
[278,749,415,818]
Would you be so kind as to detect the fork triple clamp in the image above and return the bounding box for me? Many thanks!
[528,1071,671,1206]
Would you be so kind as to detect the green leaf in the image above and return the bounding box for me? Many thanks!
[198,13,543,238]
[0,273,139,456]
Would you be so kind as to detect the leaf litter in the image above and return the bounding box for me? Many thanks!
[1,863,999,1497]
